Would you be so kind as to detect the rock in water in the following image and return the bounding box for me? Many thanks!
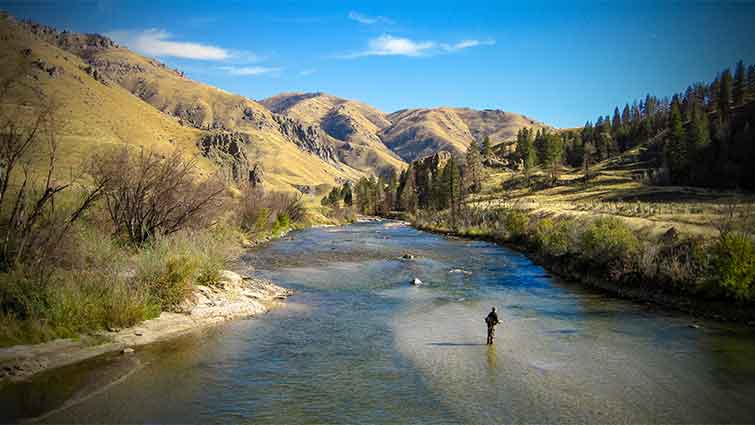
[122,347,135,354]
[401,254,415,260]
[411,278,423,286]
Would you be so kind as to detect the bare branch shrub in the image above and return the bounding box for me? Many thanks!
[90,147,224,245]
[0,61,104,272]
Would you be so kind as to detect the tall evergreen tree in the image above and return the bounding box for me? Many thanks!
[665,99,688,183]
[341,182,353,206]
[481,135,492,157]
[686,103,710,184]
[515,128,537,179]
[611,107,622,134]
[718,69,733,122]
[399,168,417,212]
[541,133,564,185]
[733,60,746,106]
[465,140,483,193]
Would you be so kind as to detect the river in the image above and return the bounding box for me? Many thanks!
[2,220,755,424]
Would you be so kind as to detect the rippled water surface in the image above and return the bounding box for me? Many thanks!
[3,221,755,424]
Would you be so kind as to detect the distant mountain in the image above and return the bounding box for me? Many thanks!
[262,93,552,163]
[260,92,405,175]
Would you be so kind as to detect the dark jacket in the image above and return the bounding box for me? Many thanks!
[485,311,499,326]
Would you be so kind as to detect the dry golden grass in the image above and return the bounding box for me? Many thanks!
[471,151,755,239]
[0,16,370,193]
[382,107,551,161]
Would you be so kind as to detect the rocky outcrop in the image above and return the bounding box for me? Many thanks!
[197,131,262,184]
[19,19,116,58]
[273,114,338,163]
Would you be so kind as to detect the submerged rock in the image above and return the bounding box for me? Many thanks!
[122,347,134,354]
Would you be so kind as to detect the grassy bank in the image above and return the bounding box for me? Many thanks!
[411,206,755,323]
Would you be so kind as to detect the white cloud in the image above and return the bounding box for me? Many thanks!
[441,39,496,52]
[298,68,317,76]
[348,11,393,25]
[106,29,239,61]
[219,66,280,76]
[341,35,494,58]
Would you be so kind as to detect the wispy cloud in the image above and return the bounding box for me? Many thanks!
[340,34,494,58]
[441,39,496,52]
[298,68,317,77]
[219,66,280,76]
[348,11,393,25]
[106,29,233,60]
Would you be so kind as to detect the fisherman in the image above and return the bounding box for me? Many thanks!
[485,307,500,345]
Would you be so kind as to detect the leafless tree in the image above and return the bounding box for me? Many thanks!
[90,147,225,245]
[0,60,105,271]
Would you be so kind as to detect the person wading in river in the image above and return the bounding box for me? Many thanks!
[485,307,500,345]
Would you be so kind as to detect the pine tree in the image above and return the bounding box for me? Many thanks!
[341,182,353,206]
[399,168,417,212]
[541,133,564,185]
[611,107,622,134]
[465,140,483,193]
[582,142,597,184]
[515,128,537,179]
[665,99,688,183]
[686,103,710,184]
[440,157,462,227]
[733,60,746,106]
[481,135,492,157]
[718,69,733,122]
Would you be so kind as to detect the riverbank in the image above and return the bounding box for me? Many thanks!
[0,271,291,384]
[413,222,755,324]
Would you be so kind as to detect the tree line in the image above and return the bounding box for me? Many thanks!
[557,60,755,189]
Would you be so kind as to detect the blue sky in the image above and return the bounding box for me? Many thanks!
[3,0,755,128]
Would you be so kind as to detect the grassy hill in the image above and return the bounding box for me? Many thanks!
[1,15,370,193]
[382,107,551,162]
[260,92,405,176]
[263,93,553,164]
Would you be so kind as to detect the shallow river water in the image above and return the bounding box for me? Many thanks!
[2,221,755,424]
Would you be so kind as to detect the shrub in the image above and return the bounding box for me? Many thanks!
[533,218,576,257]
[711,232,755,301]
[272,212,290,236]
[90,147,224,245]
[504,209,529,241]
[579,217,639,266]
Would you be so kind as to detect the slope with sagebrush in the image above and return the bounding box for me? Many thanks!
[260,92,405,175]
[381,107,551,162]
[1,14,369,192]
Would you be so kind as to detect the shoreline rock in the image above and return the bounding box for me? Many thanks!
[0,271,292,384]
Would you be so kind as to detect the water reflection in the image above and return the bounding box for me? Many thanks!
[1,221,754,424]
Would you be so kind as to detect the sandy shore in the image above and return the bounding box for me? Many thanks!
[0,271,292,384]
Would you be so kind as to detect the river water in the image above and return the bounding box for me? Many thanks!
[2,221,755,424]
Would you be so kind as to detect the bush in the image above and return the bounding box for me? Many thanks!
[533,218,576,257]
[90,147,224,245]
[579,217,639,266]
[504,210,529,241]
[711,232,755,301]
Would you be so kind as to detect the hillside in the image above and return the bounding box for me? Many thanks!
[263,93,553,163]
[1,15,370,193]
[260,92,405,175]
[382,107,551,162]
